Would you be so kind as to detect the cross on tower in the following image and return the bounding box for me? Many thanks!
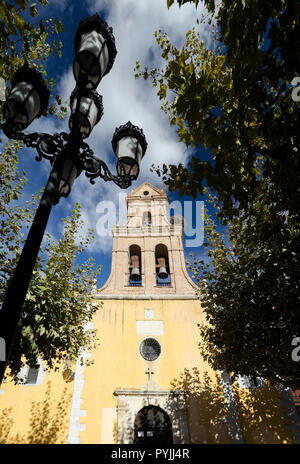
[145,367,154,382]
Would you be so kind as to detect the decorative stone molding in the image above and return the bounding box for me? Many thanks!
[16,358,45,386]
[92,294,199,300]
[67,350,90,444]
[67,322,94,444]
[113,387,189,444]
[219,371,244,443]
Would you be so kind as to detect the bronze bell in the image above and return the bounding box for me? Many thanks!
[157,256,168,279]
[130,254,141,281]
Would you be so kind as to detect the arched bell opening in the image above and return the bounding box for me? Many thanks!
[155,244,171,286]
[129,244,142,286]
[133,405,173,444]
[142,210,152,226]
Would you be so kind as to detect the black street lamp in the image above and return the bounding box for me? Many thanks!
[0,14,147,384]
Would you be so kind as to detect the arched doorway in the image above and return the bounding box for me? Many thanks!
[134,406,173,444]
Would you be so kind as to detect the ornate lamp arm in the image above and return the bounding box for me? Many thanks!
[2,124,68,163]
[79,142,132,189]
[2,124,132,190]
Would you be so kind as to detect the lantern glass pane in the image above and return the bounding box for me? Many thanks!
[4,81,41,129]
[73,61,99,89]
[78,30,109,76]
[117,158,139,178]
[3,100,27,128]
[24,87,41,124]
[74,29,109,88]
[115,136,142,179]
[59,158,78,197]
[116,136,142,163]
[69,93,100,138]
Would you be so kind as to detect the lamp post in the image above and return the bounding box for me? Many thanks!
[0,14,147,384]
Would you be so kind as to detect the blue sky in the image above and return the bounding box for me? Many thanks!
[5,0,217,287]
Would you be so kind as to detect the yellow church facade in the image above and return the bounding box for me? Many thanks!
[1,182,300,444]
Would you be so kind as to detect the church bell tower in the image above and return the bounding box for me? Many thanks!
[100,182,197,296]
[67,182,207,444]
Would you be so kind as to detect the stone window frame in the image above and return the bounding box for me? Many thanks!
[17,359,45,386]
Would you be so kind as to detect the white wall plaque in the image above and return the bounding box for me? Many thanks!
[136,320,164,335]
[144,309,154,319]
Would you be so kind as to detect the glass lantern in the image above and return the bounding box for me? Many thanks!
[112,121,147,180]
[69,88,103,139]
[3,66,50,130]
[73,14,117,89]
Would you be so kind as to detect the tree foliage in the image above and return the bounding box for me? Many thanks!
[0,139,34,299]
[0,148,101,380]
[0,0,67,119]
[187,182,300,388]
[135,0,300,386]
[8,203,101,380]
[135,0,300,216]
[0,4,100,379]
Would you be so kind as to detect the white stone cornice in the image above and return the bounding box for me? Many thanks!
[114,389,186,396]
[92,294,200,300]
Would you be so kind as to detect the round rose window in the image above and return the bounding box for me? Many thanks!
[139,338,161,361]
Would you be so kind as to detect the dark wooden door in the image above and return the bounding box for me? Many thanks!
[134,406,173,444]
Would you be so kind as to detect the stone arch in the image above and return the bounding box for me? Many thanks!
[129,244,142,284]
[155,243,170,284]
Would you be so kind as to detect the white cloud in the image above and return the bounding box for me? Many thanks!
[32,0,211,256]
[83,0,209,176]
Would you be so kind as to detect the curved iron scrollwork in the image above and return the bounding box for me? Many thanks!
[2,124,69,163]
[2,123,132,190]
[35,132,69,162]
[79,141,131,189]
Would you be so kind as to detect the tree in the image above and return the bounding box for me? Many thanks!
[135,0,300,386]
[0,3,100,380]
[0,140,36,302]
[187,181,300,388]
[3,198,101,381]
[0,1,67,282]
[135,0,300,217]
[0,141,101,382]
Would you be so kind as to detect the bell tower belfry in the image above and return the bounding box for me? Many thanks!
[99,182,197,297]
